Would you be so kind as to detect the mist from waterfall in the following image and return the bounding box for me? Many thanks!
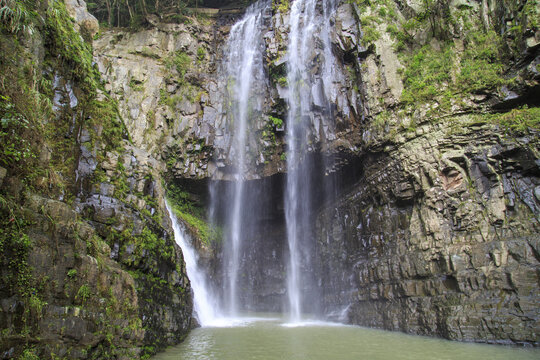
[285,0,338,322]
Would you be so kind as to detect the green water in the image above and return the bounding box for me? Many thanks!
[152,315,539,360]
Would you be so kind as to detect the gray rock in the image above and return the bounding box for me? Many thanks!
[315,122,540,345]
[64,0,99,39]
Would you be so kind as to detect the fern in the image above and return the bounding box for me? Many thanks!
[0,0,33,34]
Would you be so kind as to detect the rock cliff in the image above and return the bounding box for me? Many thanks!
[316,119,539,344]
[312,0,540,345]
[90,0,540,346]
[0,0,539,357]
[0,1,192,358]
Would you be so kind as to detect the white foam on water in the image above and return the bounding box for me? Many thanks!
[205,315,279,328]
[281,320,348,328]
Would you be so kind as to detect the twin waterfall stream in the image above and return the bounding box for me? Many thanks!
[207,0,340,325]
[285,0,336,322]
[172,0,335,326]
[219,0,267,318]
[158,1,538,359]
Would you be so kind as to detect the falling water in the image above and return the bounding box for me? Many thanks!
[166,201,219,326]
[218,0,269,316]
[285,0,338,322]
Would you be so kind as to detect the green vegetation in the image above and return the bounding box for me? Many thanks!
[445,106,540,137]
[398,30,510,110]
[129,77,145,92]
[277,76,288,87]
[0,95,35,166]
[353,0,538,137]
[268,57,287,86]
[269,115,284,129]
[18,348,39,360]
[0,193,48,343]
[456,30,506,93]
[259,113,284,161]
[0,1,139,355]
[85,97,127,152]
[0,0,35,34]
[45,0,101,94]
[107,222,175,266]
[197,46,206,62]
[86,0,205,28]
[483,106,540,133]
[361,0,515,112]
[350,0,397,46]
[400,44,453,106]
[160,50,203,111]
[523,0,539,29]
[67,268,78,278]
[167,182,221,246]
[272,0,289,13]
[362,25,381,44]
[167,50,192,79]
[159,88,183,111]
[0,0,127,196]
[76,284,92,304]
[0,1,189,358]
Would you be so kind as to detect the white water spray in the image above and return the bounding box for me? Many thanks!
[166,201,219,326]
[285,0,338,322]
[219,0,269,316]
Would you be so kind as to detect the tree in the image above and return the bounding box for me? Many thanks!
[87,0,202,28]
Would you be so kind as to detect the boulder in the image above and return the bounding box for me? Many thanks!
[64,0,99,40]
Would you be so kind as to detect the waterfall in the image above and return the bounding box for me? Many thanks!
[166,201,219,326]
[214,0,269,316]
[196,0,338,323]
[285,0,338,322]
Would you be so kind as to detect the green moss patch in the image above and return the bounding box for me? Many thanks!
[167,183,221,246]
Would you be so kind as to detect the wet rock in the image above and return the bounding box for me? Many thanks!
[535,186,540,201]
[336,3,360,52]
[78,144,97,178]
[316,122,540,345]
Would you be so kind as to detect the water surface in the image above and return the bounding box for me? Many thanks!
[153,315,539,360]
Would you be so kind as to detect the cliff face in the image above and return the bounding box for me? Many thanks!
[0,0,539,357]
[92,2,362,182]
[0,1,192,359]
[80,0,540,346]
[312,0,540,345]
[89,0,365,311]
[316,120,539,344]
